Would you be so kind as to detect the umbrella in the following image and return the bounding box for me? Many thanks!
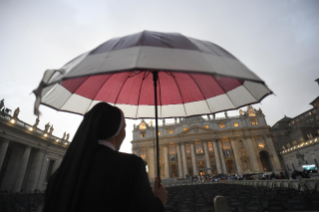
[34,30,272,179]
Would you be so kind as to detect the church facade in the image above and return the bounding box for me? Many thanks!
[131,106,282,179]
[0,107,68,192]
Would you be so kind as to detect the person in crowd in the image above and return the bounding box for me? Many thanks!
[270,172,276,179]
[43,103,167,212]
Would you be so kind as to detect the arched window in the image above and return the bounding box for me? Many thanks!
[257,138,264,148]
[140,131,146,137]
[168,127,174,134]
[196,143,203,154]
[219,121,225,128]
[185,144,191,154]
[234,122,239,127]
[140,148,146,159]
[251,118,258,125]
[223,141,230,149]
[169,145,176,154]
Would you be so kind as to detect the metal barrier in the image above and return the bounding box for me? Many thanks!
[160,179,319,191]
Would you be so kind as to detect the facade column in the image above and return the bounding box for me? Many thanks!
[13,146,31,192]
[0,138,10,171]
[245,136,261,172]
[190,142,198,176]
[163,145,170,178]
[176,143,183,178]
[265,135,282,171]
[148,145,156,179]
[212,141,222,174]
[203,141,212,174]
[230,137,243,173]
[25,150,45,191]
[181,143,188,177]
[218,140,227,173]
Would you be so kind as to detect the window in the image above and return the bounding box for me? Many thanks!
[251,118,258,125]
[169,145,176,154]
[140,131,146,137]
[309,112,312,116]
[234,122,239,127]
[183,127,188,131]
[219,121,225,128]
[168,127,174,134]
[139,122,146,130]
[196,143,203,154]
[257,138,264,148]
[45,159,55,182]
[208,142,213,152]
[158,131,161,136]
[140,148,146,159]
[185,144,191,154]
[204,125,209,129]
[223,141,230,149]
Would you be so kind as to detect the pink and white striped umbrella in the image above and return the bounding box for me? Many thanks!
[34,30,272,118]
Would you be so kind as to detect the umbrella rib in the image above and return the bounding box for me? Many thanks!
[135,71,147,118]
[212,76,237,109]
[84,73,115,112]
[168,72,187,117]
[187,73,213,114]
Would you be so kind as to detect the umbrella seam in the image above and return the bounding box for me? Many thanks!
[187,73,213,114]
[168,72,187,117]
[135,71,147,118]
[85,73,115,112]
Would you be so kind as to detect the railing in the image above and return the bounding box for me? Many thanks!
[280,136,319,155]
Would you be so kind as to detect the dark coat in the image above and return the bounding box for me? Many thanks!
[79,145,164,211]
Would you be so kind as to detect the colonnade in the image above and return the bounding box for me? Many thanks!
[0,138,63,192]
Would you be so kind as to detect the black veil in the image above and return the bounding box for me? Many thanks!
[43,102,123,212]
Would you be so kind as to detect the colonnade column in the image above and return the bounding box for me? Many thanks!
[265,135,281,170]
[212,141,222,174]
[163,145,170,178]
[230,138,242,173]
[0,138,9,171]
[176,143,183,178]
[13,146,31,192]
[203,141,212,174]
[217,140,227,173]
[190,143,198,176]
[25,150,45,191]
[181,143,188,177]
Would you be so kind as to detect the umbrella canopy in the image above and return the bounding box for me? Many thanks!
[34,30,272,118]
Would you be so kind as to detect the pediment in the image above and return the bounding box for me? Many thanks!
[179,125,213,135]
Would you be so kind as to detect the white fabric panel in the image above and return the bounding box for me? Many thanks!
[135,105,158,118]
[42,84,72,110]
[243,81,272,100]
[64,46,262,82]
[161,104,186,117]
[184,100,211,116]
[115,104,138,118]
[227,86,257,108]
[206,94,235,113]
[60,94,92,114]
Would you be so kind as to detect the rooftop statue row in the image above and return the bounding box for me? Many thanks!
[0,98,70,141]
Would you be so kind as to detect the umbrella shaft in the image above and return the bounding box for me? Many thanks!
[152,71,160,181]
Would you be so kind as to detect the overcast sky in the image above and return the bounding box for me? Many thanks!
[1,0,318,154]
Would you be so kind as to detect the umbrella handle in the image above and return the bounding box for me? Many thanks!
[152,71,160,180]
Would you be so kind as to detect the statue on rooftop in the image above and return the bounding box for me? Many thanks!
[0,99,4,111]
[62,132,66,140]
[44,122,50,133]
[66,133,70,141]
[239,109,244,116]
[49,125,54,135]
[13,107,20,119]
[33,116,40,128]
[224,111,228,118]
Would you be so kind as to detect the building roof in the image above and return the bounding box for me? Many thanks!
[309,96,319,106]
[272,116,292,128]
[180,116,205,123]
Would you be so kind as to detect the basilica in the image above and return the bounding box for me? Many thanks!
[131,106,282,179]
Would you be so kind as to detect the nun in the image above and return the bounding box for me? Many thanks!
[43,103,167,212]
